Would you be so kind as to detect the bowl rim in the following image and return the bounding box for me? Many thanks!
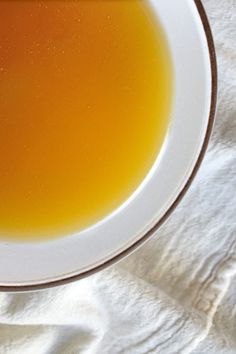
[1,0,217,292]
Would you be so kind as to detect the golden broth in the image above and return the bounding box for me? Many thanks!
[0,1,171,240]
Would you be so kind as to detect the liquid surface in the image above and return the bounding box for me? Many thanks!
[0,1,171,241]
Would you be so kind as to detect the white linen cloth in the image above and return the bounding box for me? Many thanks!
[0,1,235,353]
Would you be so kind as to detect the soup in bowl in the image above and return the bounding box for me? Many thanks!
[0,0,216,290]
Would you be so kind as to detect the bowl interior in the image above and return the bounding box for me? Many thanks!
[0,0,214,288]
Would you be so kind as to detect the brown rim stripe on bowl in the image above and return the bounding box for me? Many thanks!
[0,0,217,292]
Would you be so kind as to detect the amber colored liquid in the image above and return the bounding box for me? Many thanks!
[0,1,171,241]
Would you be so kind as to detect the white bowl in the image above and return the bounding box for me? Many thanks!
[0,0,217,291]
